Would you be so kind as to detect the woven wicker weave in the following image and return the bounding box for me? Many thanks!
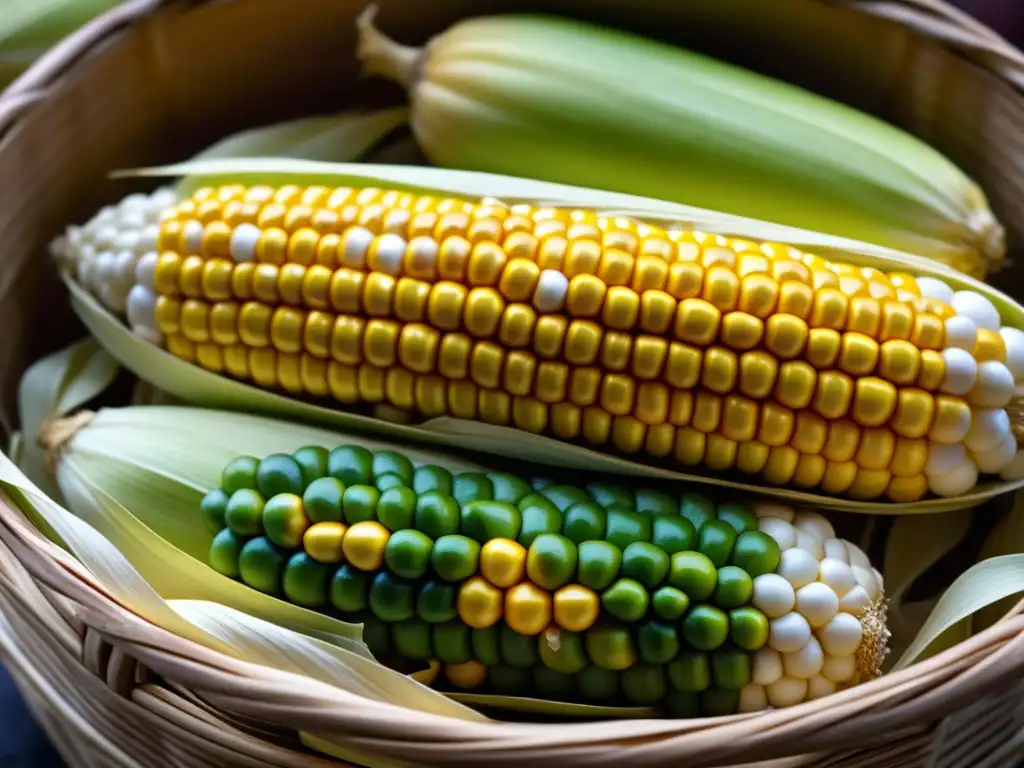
[0,0,1023,765]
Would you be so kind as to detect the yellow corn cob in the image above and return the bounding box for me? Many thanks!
[54,184,1024,503]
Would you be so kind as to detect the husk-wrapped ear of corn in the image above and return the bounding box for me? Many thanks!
[52,181,1024,506]
[355,9,1004,279]
[43,405,888,717]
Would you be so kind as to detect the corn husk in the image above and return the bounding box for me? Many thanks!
[59,156,1024,514]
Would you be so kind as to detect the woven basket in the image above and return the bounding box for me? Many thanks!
[1,0,1024,766]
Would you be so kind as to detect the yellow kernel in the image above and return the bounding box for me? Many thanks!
[852,377,897,427]
[848,468,891,500]
[891,437,928,477]
[402,236,438,280]
[328,316,364,366]
[720,312,764,351]
[666,262,704,299]
[637,290,675,335]
[675,241,701,262]
[466,241,506,285]
[774,361,816,410]
[300,356,329,397]
[674,426,707,466]
[492,303,533,349]
[447,380,478,419]
[702,246,737,269]
[278,263,306,306]
[600,374,636,416]
[504,582,552,636]
[512,397,548,434]
[691,391,722,433]
[536,235,567,271]
[434,212,470,242]
[551,402,582,439]
[178,255,205,298]
[811,268,840,290]
[534,315,568,359]
[855,427,896,470]
[846,296,882,338]
[705,433,738,471]
[776,281,813,319]
[210,301,240,346]
[665,342,702,389]
[284,205,315,232]
[889,388,935,440]
[792,454,827,488]
[736,440,770,474]
[286,228,319,266]
[504,231,540,262]
[165,334,196,363]
[669,391,694,426]
[311,208,342,235]
[467,217,502,244]
[199,221,231,260]
[301,310,331,358]
[385,367,416,410]
[458,576,503,630]
[464,287,504,337]
[396,324,439,374]
[839,332,879,376]
[878,340,921,385]
[632,336,668,380]
[773,259,810,285]
[974,328,1007,362]
[675,298,721,346]
[887,273,919,297]
[200,259,234,302]
[738,274,779,318]
[838,274,868,298]
[362,273,396,317]
[878,300,914,342]
[328,268,363,314]
[791,411,828,454]
[633,381,670,426]
[194,343,224,373]
[810,288,849,330]
[701,347,738,394]
[885,474,928,502]
[391,278,428,323]
[758,402,795,447]
[564,239,602,278]
[436,333,470,380]
[269,307,304,353]
[600,331,633,372]
[498,259,541,302]
[737,351,777,399]
[479,388,512,425]
[300,265,331,309]
[763,445,799,485]
[737,252,769,277]
[569,368,601,406]
[612,415,647,453]
[802,328,840,369]
[553,585,600,632]
[535,361,569,404]
[918,354,946,394]
[363,319,399,368]
[702,266,740,311]
[255,228,288,265]
[822,419,860,463]
[821,460,858,495]
[603,286,640,331]
[501,351,535,396]
[720,395,758,442]
[597,248,634,285]
[180,299,210,343]
[238,302,272,347]
[428,282,467,331]
[765,314,809,359]
[581,406,612,444]
[631,255,668,293]
[812,370,853,420]
[565,273,606,319]
[154,253,183,296]
[437,236,471,281]
[470,342,504,389]
[911,313,944,349]
[251,263,280,304]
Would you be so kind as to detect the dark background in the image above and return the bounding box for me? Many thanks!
[0,1,1021,766]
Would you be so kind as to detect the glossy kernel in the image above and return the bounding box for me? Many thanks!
[812,371,853,420]
[839,333,879,376]
[878,340,921,385]
[774,361,816,410]
[890,388,935,439]
[738,351,778,399]
[852,377,897,427]
[701,348,738,394]
[764,314,809,359]
[675,299,721,346]
[721,312,764,351]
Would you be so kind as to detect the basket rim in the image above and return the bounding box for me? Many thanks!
[2,0,1024,764]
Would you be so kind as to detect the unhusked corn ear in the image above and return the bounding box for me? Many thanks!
[202,442,888,714]
[356,11,1004,279]
[55,184,1024,502]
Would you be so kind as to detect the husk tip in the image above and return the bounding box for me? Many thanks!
[38,411,95,475]
[354,3,422,89]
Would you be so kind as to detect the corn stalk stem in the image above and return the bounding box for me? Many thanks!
[356,5,422,90]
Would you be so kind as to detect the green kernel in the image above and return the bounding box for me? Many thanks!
[500,624,539,669]
[415,491,461,539]
[292,446,329,486]
[487,472,532,504]
[533,667,574,699]
[208,528,246,578]
[530,477,553,490]
[282,552,330,607]
[517,494,562,547]
[576,666,619,700]
[698,519,738,568]
[729,607,770,651]
[256,454,306,498]
[433,621,473,663]
[262,493,309,549]
[638,621,680,664]
[621,663,666,705]
[375,473,406,492]
[221,456,259,494]
[416,580,458,623]
[330,565,370,613]
[601,578,649,622]
[526,534,577,590]
[225,488,265,536]
[605,509,651,550]
[539,484,591,512]
[585,626,636,671]
[361,616,391,658]
[621,542,670,588]
[302,477,344,523]
[665,690,700,717]
[577,541,623,591]
[385,529,433,579]
[342,485,380,524]
[377,486,418,531]
[668,652,711,692]
[238,537,285,595]
[392,620,433,660]
[371,450,414,486]
[538,629,587,674]
[682,605,729,651]
[668,551,718,600]
[489,664,527,694]
[716,502,757,534]
[714,566,753,609]
[634,489,676,517]
[700,689,740,716]
[368,572,416,622]
[431,535,480,582]
[471,626,501,665]
[461,500,521,542]
[562,502,607,544]
[453,473,493,504]
[413,465,453,495]
[328,445,373,486]
[679,493,715,530]
[711,647,751,690]
[730,530,782,578]
[200,489,229,531]
[651,515,697,555]
[585,483,634,511]
[652,586,690,621]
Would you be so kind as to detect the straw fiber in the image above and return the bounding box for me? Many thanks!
[0,0,1022,765]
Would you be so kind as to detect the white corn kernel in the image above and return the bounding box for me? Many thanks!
[999,327,1024,382]
[944,316,977,351]
[766,677,808,708]
[738,683,768,713]
[371,233,407,275]
[823,539,849,563]
[757,517,796,550]
[964,408,1010,454]
[821,654,856,684]
[769,612,812,653]
[534,270,569,312]
[777,548,819,589]
[229,223,261,263]
[925,442,967,475]
[792,511,835,542]
[752,573,796,619]
[818,558,856,597]
[838,585,872,616]
[916,277,954,304]
[851,566,882,602]
[752,647,784,685]
[816,612,863,657]
[783,636,824,679]
[807,675,838,700]
[968,362,1015,408]
[795,582,839,628]
[753,503,795,521]
[972,432,1017,474]
[340,227,374,269]
[182,220,203,255]
[951,291,1000,331]
[794,529,825,561]
[940,348,977,395]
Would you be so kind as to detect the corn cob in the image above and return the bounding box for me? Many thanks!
[355,11,1005,280]
[201,441,887,715]
[53,183,1024,503]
